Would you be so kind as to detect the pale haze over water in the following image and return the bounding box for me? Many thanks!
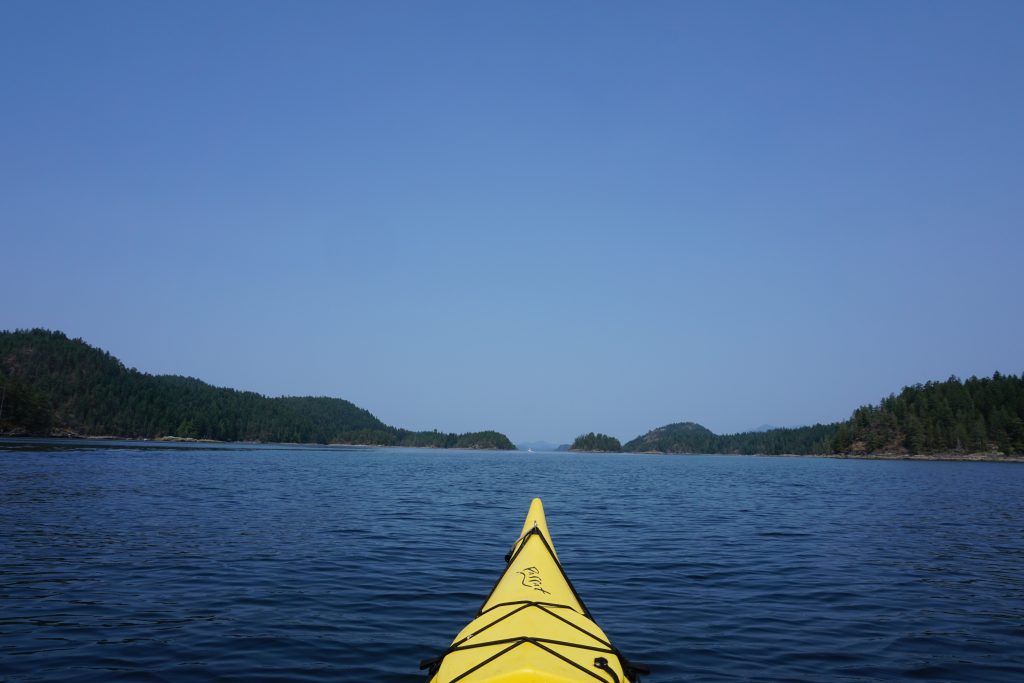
[2,3,1022,442]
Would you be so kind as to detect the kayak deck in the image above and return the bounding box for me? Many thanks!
[423,499,646,683]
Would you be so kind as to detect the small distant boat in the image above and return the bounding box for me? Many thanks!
[527,448,534,453]
[421,498,647,682]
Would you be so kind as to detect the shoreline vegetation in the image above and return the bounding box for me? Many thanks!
[0,329,514,451]
[0,432,519,451]
[562,377,1024,462]
[2,329,1022,461]
[570,432,622,453]
[614,373,1024,460]
[3,433,1020,463]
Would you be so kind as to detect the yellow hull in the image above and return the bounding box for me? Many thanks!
[423,499,646,683]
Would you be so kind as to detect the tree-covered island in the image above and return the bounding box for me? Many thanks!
[4,329,1021,459]
[570,432,622,452]
[0,329,515,450]
[623,373,1024,458]
[623,421,836,455]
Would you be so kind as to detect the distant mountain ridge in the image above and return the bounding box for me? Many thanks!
[516,440,560,452]
[0,329,514,449]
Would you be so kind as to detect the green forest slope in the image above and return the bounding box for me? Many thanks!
[0,329,514,449]
[624,374,1024,457]
[570,432,622,452]
[832,374,1024,455]
[623,421,836,455]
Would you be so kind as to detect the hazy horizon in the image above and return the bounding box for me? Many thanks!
[4,2,1022,445]
[5,327,1018,447]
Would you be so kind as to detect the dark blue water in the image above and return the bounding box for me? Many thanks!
[2,441,1023,682]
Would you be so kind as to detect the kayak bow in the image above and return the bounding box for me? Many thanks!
[422,498,647,683]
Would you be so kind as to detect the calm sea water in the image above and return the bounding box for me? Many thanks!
[2,440,1023,682]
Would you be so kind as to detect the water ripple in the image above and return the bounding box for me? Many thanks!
[2,443,1024,681]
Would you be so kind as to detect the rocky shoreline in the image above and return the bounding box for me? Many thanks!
[827,452,1024,463]
[626,449,1024,463]
[0,431,515,450]
[2,432,1022,461]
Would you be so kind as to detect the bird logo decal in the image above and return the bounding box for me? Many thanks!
[516,566,551,594]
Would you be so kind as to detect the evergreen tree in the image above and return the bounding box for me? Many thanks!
[624,373,1024,457]
[570,433,622,452]
[0,329,516,449]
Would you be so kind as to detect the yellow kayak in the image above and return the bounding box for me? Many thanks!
[422,498,647,682]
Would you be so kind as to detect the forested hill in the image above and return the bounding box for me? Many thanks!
[623,421,837,455]
[570,432,622,452]
[832,373,1024,456]
[624,373,1024,457]
[0,329,514,449]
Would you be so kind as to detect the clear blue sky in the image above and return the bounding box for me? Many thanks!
[3,1,1022,444]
